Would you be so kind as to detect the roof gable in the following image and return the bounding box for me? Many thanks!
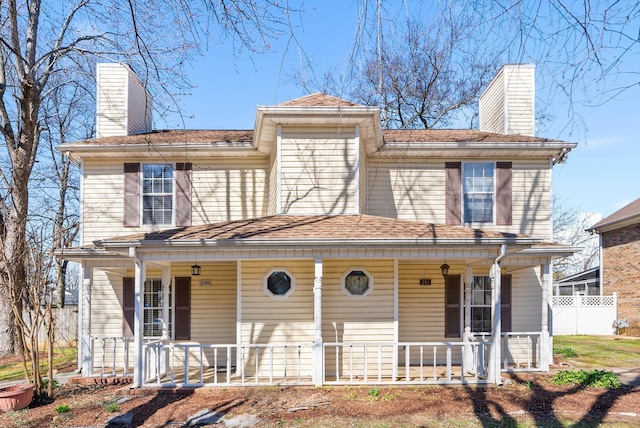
[277,92,362,107]
[589,197,640,232]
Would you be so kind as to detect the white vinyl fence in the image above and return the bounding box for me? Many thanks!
[551,294,617,335]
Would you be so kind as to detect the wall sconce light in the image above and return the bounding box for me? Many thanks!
[440,263,450,278]
[191,263,202,276]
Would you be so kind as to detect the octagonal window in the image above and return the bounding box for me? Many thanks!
[341,268,373,298]
[263,268,295,299]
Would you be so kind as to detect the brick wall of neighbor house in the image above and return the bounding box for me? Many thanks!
[601,223,640,336]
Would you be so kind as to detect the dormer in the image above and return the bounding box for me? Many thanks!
[253,93,382,215]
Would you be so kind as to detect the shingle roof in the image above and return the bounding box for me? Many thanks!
[64,128,560,147]
[276,93,361,107]
[101,214,526,244]
[589,197,640,231]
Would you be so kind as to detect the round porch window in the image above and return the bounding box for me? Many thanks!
[341,268,373,298]
[263,268,295,299]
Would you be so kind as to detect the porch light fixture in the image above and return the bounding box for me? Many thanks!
[191,263,201,276]
[440,263,450,278]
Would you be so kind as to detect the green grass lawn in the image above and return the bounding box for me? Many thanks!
[0,347,77,382]
[553,335,640,368]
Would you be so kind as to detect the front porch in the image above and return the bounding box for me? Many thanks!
[87,333,547,387]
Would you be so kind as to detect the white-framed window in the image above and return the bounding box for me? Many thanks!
[143,278,173,338]
[341,267,373,298]
[469,276,492,333]
[463,162,494,223]
[263,268,295,299]
[142,164,173,225]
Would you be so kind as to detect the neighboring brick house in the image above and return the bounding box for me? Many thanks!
[588,198,640,336]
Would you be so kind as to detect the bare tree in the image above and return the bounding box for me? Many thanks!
[552,195,600,279]
[0,0,302,359]
[349,18,499,130]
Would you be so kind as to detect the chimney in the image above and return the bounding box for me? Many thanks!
[479,64,535,136]
[96,63,153,138]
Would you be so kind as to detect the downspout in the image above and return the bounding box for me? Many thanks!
[490,244,507,385]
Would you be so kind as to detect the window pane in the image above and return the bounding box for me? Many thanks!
[463,163,494,223]
[142,164,173,225]
[345,271,369,296]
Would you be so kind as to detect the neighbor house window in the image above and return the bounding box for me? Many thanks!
[263,268,295,298]
[341,268,373,298]
[143,164,173,225]
[463,163,494,223]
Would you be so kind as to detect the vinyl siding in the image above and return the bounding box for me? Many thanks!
[96,63,151,138]
[268,151,277,215]
[366,159,551,239]
[96,64,128,138]
[479,64,535,136]
[82,158,268,244]
[280,128,357,215]
[322,259,395,377]
[240,260,315,376]
[192,159,268,223]
[126,69,152,135]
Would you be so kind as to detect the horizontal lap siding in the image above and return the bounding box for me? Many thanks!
[366,160,551,239]
[504,66,535,136]
[367,160,444,222]
[240,260,314,376]
[511,161,551,239]
[96,64,128,138]
[322,260,395,376]
[83,160,125,244]
[82,159,269,244]
[280,129,356,214]
[192,159,268,223]
[479,70,505,134]
[510,267,542,332]
[398,263,449,344]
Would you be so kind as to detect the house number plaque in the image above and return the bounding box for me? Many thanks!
[419,279,432,286]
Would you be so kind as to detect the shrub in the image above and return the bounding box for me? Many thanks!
[106,403,120,413]
[552,369,622,388]
[553,347,577,358]
[55,404,71,413]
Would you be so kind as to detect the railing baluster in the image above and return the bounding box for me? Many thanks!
[432,346,437,382]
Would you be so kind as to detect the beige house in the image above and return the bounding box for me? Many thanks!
[58,63,578,388]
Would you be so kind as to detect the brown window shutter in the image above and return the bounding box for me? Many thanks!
[501,275,512,332]
[123,163,140,227]
[174,277,191,340]
[122,277,135,337]
[445,274,461,338]
[445,162,461,225]
[175,163,192,227]
[496,162,512,225]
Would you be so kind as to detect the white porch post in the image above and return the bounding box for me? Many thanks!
[313,258,323,386]
[464,265,473,371]
[133,256,146,388]
[540,263,551,371]
[81,266,93,376]
[161,268,171,338]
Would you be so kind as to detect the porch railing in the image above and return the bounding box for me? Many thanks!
[143,342,314,387]
[323,341,492,385]
[471,332,544,371]
[90,332,545,386]
[90,336,133,377]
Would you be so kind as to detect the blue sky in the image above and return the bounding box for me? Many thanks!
[165,2,639,221]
